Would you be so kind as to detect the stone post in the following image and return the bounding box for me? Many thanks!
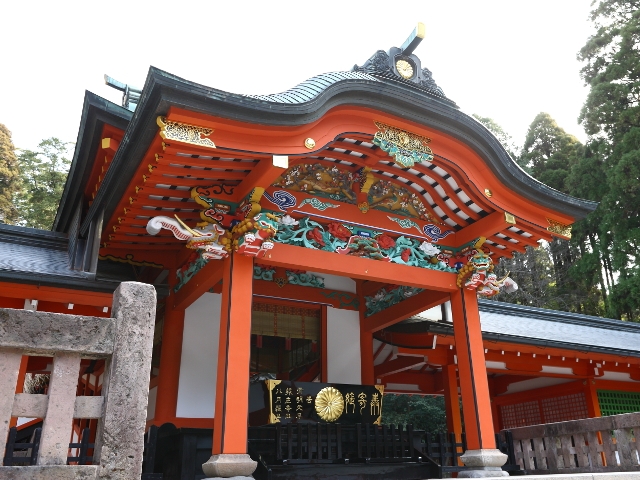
[94,282,157,479]
[0,351,22,461]
[38,353,82,465]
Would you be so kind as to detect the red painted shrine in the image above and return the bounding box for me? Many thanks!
[1,25,639,479]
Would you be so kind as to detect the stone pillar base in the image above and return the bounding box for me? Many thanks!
[458,449,509,478]
[202,454,257,479]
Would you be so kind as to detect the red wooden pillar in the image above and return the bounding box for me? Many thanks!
[358,285,375,385]
[154,271,185,425]
[450,288,496,450]
[212,253,254,455]
[442,363,463,441]
[585,379,602,418]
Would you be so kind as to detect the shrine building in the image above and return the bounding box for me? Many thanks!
[2,24,640,479]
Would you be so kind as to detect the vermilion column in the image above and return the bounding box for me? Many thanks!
[212,253,254,454]
[584,379,602,418]
[442,363,463,441]
[153,271,185,425]
[450,288,495,450]
[358,287,375,385]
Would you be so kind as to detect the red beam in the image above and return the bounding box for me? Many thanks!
[453,211,509,247]
[363,289,450,333]
[261,243,458,292]
[173,259,225,310]
[233,157,287,202]
[253,280,359,310]
[374,355,426,378]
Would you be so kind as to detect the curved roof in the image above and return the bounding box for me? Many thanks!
[72,60,596,258]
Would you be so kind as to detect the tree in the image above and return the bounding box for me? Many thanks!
[578,1,640,141]
[520,113,583,194]
[381,394,448,434]
[575,0,640,320]
[0,123,21,223]
[15,138,72,230]
[472,114,519,161]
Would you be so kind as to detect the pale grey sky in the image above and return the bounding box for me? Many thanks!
[1,1,594,153]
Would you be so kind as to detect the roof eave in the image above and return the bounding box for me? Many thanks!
[53,92,132,233]
[82,67,597,237]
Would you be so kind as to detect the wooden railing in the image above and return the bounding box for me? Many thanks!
[504,412,640,475]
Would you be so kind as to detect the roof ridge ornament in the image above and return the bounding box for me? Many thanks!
[104,74,142,111]
[352,22,448,100]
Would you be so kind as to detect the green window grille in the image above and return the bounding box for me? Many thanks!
[597,390,640,416]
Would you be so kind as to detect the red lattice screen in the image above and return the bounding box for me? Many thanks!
[541,393,588,423]
[500,401,542,429]
[499,392,589,429]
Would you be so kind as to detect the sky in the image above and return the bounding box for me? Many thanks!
[1,1,595,153]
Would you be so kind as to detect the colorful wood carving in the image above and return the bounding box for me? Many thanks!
[372,121,434,168]
[272,163,442,223]
[274,217,457,273]
[456,250,518,297]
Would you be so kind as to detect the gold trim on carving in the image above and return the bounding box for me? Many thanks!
[484,188,492,198]
[98,254,163,269]
[374,121,433,162]
[304,138,316,149]
[374,384,384,425]
[504,212,516,225]
[266,379,282,424]
[157,116,216,149]
[314,387,344,422]
[547,218,572,239]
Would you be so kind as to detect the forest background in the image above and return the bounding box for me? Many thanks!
[0,0,638,431]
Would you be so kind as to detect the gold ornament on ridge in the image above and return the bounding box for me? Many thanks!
[157,116,216,149]
[396,59,414,79]
[314,386,344,422]
[547,218,572,239]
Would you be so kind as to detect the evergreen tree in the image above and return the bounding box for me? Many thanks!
[576,0,640,320]
[520,113,583,194]
[381,394,447,434]
[472,114,519,160]
[15,138,72,230]
[0,123,21,223]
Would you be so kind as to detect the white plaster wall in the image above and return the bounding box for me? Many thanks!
[309,272,356,294]
[147,386,157,420]
[176,292,221,418]
[326,307,361,384]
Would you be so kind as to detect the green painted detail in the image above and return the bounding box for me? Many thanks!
[320,291,360,310]
[597,390,640,416]
[175,254,208,293]
[372,135,433,168]
[286,270,325,288]
[298,198,340,211]
[274,217,457,274]
[365,285,424,317]
[387,216,423,235]
[254,265,276,281]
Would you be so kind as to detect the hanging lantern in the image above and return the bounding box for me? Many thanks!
[256,335,263,348]
[285,338,292,351]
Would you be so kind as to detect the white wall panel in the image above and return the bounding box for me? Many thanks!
[176,292,221,418]
[326,307,361,384]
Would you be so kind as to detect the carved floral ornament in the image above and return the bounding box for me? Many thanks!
[146,179,520,298]
[156,116,216,149]
[547,218,572,239]
[373,121,434,168]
